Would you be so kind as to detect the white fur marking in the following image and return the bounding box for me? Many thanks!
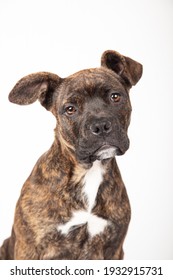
[58,211,108,237]
[83,160,103,211]
[87,213,108,237]
[96,147,117,160]
[58,210,89,235]
[57,161,108,237]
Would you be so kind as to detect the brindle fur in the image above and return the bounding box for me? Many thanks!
[0,50,142,259]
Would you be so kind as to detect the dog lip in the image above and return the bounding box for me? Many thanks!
[116,148,124,156]
[94,144,116,154]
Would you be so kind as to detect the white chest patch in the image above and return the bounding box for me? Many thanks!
[57,160,108,237]
[83,160,104,211]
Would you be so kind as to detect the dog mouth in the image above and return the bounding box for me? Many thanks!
[76,139,129,164]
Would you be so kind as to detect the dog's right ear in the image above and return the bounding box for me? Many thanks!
[8,72,62,110]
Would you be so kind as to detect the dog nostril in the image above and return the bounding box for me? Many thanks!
[90,124,101,135]
[104,121,112,132]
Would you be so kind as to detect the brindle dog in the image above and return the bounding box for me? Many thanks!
[0,50,142,259]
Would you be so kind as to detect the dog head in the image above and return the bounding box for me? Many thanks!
[9,50,142,164]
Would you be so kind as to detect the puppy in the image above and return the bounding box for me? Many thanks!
[0,50,142,259]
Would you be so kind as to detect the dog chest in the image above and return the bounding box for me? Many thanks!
[57,160,108,237]
[83,160,104,211]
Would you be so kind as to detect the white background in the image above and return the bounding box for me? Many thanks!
[0,0,173,260]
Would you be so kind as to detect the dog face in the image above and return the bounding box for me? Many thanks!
[55,68,131,163]
[8,50,142,164]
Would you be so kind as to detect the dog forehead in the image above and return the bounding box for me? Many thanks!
[60,67,124,97]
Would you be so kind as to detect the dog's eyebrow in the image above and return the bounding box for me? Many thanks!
[64,92,84,101]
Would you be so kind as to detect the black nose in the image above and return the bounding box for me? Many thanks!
[90,120,112,136]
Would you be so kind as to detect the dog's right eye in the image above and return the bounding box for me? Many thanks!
[65,105,77,116]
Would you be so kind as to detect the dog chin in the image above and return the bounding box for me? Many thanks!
[76,145,125,164]
[95,145,117,160]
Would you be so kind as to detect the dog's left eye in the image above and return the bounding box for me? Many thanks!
[65,105,77,116]
[110,93,121,103]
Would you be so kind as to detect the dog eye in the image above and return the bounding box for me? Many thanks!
[110,93,121,103]
[65,105,77,116]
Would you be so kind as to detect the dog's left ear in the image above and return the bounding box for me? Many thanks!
[101,50,143,87]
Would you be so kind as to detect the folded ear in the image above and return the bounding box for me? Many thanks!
[8,72,62,110]
[101,50,143,87]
